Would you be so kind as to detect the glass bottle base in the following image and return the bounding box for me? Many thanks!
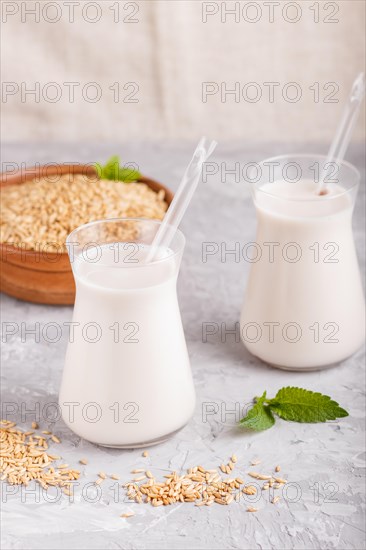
[245,338,365,372]
[95,425,185,449]
[266,361,339,372]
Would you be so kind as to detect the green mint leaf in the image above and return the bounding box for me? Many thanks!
[94,162,103,179]
[94,156,141,182]
[117,167,141,183]
[239,391,276,431]
[268,386,349,423]
[100,155,120,180]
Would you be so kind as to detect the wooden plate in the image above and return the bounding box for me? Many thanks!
[0,164,173,305]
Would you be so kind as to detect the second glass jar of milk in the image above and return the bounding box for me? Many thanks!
[59,218,195,447]
[241,154,365,370]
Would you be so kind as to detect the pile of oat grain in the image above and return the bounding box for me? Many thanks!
[121,455,287,512]
[1,420,287,514]
[0,420,79,492]
[0,174,168,251]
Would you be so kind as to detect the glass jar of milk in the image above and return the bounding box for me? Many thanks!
[241,154,365,370]
[59,218,195,447]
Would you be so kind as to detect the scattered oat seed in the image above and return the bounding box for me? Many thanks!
[0,420,80,490]
[121,512,135,518]
[242,485,257,495]
[248,472,272,480]
[274,477,287,484]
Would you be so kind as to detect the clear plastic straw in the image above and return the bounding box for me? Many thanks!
[145,137,217,262]
[318,72,365,194]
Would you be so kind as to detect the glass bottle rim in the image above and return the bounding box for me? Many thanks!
[66,217,185,268]
[251,153,360,202]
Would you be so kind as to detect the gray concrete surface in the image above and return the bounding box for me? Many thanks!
[1,142,365,549]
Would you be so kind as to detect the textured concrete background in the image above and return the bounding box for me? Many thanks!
[1,142,365,549]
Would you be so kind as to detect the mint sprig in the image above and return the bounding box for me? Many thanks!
[95,155,141,183]
[239,391,275,431]
[239,387,348,432]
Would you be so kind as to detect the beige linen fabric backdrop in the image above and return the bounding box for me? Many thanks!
[1,0,365,144]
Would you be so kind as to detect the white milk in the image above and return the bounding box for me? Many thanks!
[241,179,365,370]
[59,244,195,446]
